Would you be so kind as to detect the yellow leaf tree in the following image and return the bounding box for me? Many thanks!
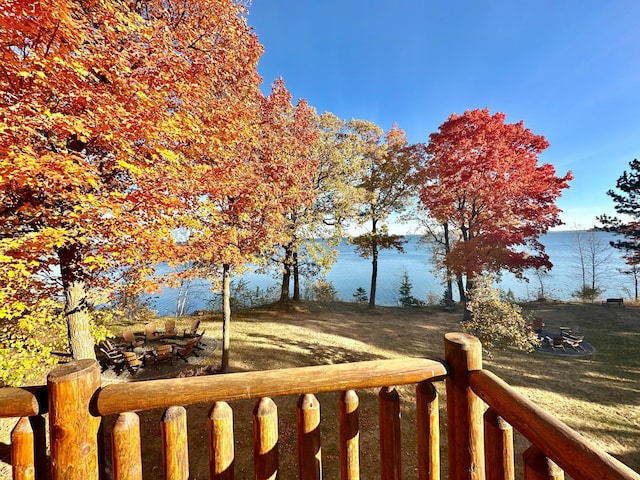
[0,0,264,366]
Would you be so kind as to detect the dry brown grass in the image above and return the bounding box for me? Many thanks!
[102,300,640,479]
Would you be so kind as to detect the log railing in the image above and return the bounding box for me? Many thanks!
[0,333,638,480]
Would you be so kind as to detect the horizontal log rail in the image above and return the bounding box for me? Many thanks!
[469,369,640,480]
[92,357,448,416]
[0,388,41,418]
[0,385,48,419]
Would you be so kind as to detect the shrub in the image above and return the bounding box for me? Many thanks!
[462,273,539,357]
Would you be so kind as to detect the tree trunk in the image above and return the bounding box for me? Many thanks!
[443,222,453,305]
[462,276,473,321]
[58,244,96,360]
[221,263,231,373]
[369,220,379,308]
[292,249,301,301]
[280,247,293,303]
[456,275,466,304]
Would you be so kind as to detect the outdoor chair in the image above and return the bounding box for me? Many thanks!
[564,335,585,351]
[99,341,125,370]
[145,322,161,341]
[183,319,202,337]
[122,351,145,374]
[551,336,565,351]
[122,328,144,350]
[532,317,545,336]
[176,337,200,362]
[194,329,207,349]
[152,344,174,369]
[162,319,177,338]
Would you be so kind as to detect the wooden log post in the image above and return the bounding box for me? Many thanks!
[339,390,360,480]
[209,402,234,480]
[161,406,189,480]
[30,415,47,480]
[111,412,142,480]
[416,381,439,480]
[444,332,484,480]
[253,397,279,480]
[47,359,101,480]
[379,386,401,480]
[297,394,322,480]
[11,417,35,480]
[484,408,514,480]
[523,445,564,480]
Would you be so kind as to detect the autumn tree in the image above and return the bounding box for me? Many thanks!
[276,111,365,302]
[597,159,640,299]
[177,78,317,372]
[350,122,425,307]
[0,0,264,364]
[417,109,572,307]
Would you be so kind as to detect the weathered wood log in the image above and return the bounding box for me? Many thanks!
[339,390,360,480]
[161,406,189,480]
[0,389,40,418]
[416,381,439,480]
[30,415,47,480]
[11,417,35,480]
[484,408,514,480]
[469,369,640,480]
[253,397,278,480]
[111,412,142,480]
[379,386,401,480]
[444,332,484,480]
[48,360,101,480]
[523,445,564,480]
[94,358,447,415]
[297,394,322,480]
[209,402,234,480]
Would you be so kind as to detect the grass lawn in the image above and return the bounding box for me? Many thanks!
[99,300,639,479]
[1,300,638,479]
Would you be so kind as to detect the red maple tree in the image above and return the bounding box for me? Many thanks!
[417,109,572,299]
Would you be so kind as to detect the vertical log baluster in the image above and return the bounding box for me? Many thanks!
[253,397,278,480]
[11,417,35,480]
[523,445,564,480]
[48,360,101,480]
[484,408,514,480]
[297,394,322,479]
[209,402,234,480]
[30,415,47,480]
[161,406,189,480]
[444,332,484,480]
[111,412,142,480]
[379,386,401,480]
[416,381,439,480]
[339,390,360,480]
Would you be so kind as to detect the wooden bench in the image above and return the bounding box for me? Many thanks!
[602,298,624,307]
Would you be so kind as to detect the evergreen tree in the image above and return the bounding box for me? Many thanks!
[597,159,640,298]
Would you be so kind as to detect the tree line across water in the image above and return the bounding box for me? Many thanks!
[2,1,637,385]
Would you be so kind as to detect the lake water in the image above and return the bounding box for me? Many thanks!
[151,230,631,315]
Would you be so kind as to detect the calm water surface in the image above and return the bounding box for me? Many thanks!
[152,231,630,315]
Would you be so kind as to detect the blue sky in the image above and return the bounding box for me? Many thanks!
[247,1,640,231]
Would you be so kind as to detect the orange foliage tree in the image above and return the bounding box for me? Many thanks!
[0,0,263,364]
[417,109,572,302]
[174,78,318,372]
